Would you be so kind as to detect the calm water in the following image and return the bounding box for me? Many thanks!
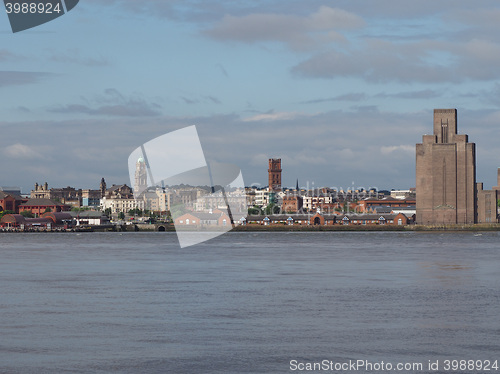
[1,231,499,373]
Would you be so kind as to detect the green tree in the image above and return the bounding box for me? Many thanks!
[264,203,281,215]
[118,211,125,220]
[0,210,15,219]
[128,208,142,216]
[20,211,34,218]
[104,208,112,217]
[248,206,262,215]
[44,207,52,213]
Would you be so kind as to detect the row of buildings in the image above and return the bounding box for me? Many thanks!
[1,109,498,228]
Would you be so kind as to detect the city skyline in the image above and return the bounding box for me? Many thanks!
[2,1,500,192]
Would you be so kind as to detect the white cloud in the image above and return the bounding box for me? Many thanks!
[242,111,305,122]
[4,143,43,159]
[380,145,415,155]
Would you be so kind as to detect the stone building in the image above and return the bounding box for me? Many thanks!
[416,109,477,224]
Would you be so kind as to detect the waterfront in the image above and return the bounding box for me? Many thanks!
[1,232,499,373]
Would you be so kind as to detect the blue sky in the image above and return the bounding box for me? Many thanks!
[2,0,500,193]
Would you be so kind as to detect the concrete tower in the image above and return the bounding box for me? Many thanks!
[416,109,476,224]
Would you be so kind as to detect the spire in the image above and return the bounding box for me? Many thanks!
[296,179,299,191]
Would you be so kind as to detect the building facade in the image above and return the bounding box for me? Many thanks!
[416,109,476,224]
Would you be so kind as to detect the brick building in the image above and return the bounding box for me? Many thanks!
[19,198,71,216]
[0,191,27,213]
[282,193,303,213]
[268,158,282,191]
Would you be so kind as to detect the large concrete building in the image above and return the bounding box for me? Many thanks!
[416,109,476,224]
[416,109,499,224]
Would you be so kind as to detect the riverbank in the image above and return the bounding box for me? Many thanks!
[2,223,500,233]
[233,224,500,232]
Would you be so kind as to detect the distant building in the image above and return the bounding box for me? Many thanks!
[134,157,148,196]
[416,109,476,224]
[69,211,110,226]
[390,189,415,200]
[358,197,416,214]
[0,186,21,196]
[0,191,27,213]
[19,198,71,216]
[268,158,282,191]
[0,212,73,229]
[174,211,231,228]
[476,168,500,223]
[31,181,103,208]
[100,184,141,213]
[282,193,303,213]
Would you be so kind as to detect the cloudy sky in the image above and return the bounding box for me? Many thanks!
[2,0,500,193]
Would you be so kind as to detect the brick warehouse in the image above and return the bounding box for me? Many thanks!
[416,109,499,224]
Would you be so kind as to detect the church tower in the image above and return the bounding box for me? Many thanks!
[416,109,476,224]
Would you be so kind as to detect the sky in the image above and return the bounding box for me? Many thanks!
[2,0,500,193]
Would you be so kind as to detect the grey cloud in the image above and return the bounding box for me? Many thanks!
[292,36,500,83]
[375,89,441,99]
[47,49,109,67]
[303,90,441,105]
[204,6,364,50]
[0,49,23,61]
[49,102,161,117]
[216,63,229,78]
[205,95,222,104]
[48,89,162,117]
[302,93,366,104]
[180,94,222,105]
[181,96,198,105]
[0,71,51,87]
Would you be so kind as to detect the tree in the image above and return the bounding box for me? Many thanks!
[118,212,125,220]
[44,207,52,213]
[264,203,281,215]
[0,210,14,219]
[128,208,142,216]
[104,208,112,217]
[20,211,34,218]
[248,206,262,215]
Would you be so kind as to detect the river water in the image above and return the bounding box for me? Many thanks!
[1,231,499,373]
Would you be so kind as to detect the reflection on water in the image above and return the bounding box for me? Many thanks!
[1,231,499,373]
